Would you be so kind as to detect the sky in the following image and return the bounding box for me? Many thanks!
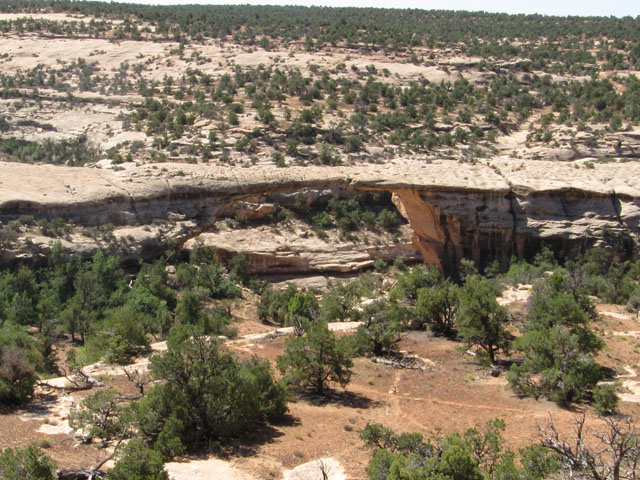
[113,0,638,18]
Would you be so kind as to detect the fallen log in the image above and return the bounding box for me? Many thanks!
[37,380,93,392]
[38,367,103,393]
[371,356,424,371]
[57,469,107,480]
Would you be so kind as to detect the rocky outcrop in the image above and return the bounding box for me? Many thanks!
[188,227,420,275]
[391,187,515,271]
[1,157,639,274]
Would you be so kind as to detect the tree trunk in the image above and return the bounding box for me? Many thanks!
[488,346,496,364]
[314,374,324,395]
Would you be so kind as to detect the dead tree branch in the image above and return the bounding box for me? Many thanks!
[38,366,103,393]
[120,366,150,399]
[317,459,330,480]
[537,414,640,480]
[371,355,424,371]
[56,424,130,480]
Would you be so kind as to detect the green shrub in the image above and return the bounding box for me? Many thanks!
[277,321,353,395]
[390,265,441,302]
[414,281,458,335]
[345,135,363,153]
[373,258,388,272]
[0,444,56,480]
[312,211,332,230]
[286,138,299,156]
[273,151,286,167]
[258,283,298,325]
[109,439,169,480]
[360,419,552,480]
[285,290,319,329]
[68,389,130,447]
[352,300,407,356]
[0,325,41,406]
[235,134,254,152]
[376,209,400,231]
[508,273,604,405]
[90,306,150,364]
[136,325,286,456]
[592,384,619,415]
[36,217,72,237]
[457,276,512,364]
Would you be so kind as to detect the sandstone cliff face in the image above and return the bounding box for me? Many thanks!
[1,158,638,274]
[190,229,420,275]
[391,188,514,271]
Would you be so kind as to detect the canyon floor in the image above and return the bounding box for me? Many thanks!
[2,289,639,480]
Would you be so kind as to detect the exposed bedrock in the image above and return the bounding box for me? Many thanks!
[1,158,639,274]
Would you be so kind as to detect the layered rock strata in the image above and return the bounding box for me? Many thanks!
[1,157,638,273]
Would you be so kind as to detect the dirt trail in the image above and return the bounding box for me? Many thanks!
[388,370,432,433]
[354,365,537,438]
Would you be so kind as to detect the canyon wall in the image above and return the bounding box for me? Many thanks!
[1,158,638,273]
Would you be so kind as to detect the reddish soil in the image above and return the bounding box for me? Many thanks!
[2,301,639,479]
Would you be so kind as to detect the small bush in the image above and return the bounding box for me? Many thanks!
[0,444,56,480]
[36,439,51,449]
[110,439,169,480]
[273,151,286,167]
[0,326,41,406]
[345,135,363,153]
[592,384,619,415]
[37,217,72,237]
[377,209,400,231]
[373,258,388,272]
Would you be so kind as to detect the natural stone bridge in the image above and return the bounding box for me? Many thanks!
[1,157,638,273]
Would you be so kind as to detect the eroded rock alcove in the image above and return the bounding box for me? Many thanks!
[2,159,638,275]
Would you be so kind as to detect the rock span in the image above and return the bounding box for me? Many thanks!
[1,158,638,273]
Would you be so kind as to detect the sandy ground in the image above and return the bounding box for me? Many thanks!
[617,366,640,403]
[165,456,346,480]
[594,304,640,402]
[166,457,259,480]
[284,458,346,480]
[0,36,177,73]
[5,291,640,479]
